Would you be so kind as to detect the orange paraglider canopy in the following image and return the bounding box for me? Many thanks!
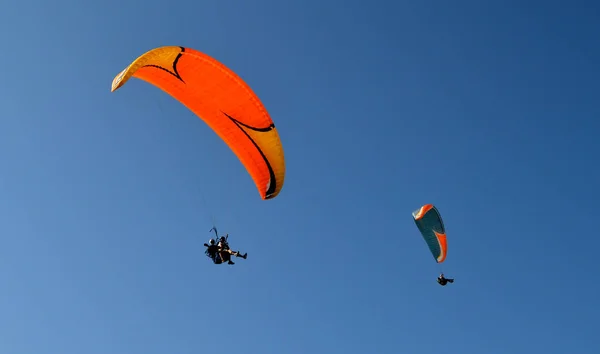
[111,46,285,200]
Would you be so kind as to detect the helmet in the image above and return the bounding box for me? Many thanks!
[209,239,215,245]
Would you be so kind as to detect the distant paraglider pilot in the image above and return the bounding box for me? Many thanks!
[204,238,222,263]
[204,234,247,265]
[437,273,454,286]
[216,235,247,265]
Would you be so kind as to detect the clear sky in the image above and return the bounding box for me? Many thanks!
[0,0,598,353]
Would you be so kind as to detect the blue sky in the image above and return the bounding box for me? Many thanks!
[0,0,598,353]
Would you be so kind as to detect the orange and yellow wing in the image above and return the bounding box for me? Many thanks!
[111,46,285,200]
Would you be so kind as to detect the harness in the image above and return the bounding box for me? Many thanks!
[205,245,218,258]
